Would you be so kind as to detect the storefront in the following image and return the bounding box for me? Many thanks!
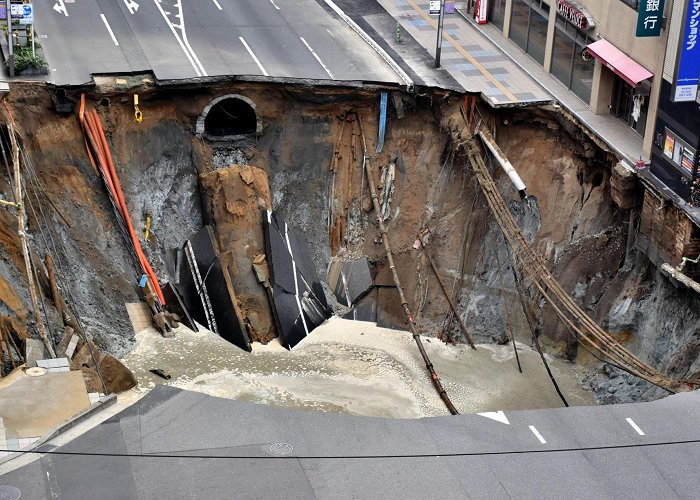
[585,39,654,137]
[489,0,507,31]
[550,13,595,102]
[509,0,550,65]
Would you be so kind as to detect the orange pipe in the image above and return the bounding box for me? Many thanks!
[90,111,166,305]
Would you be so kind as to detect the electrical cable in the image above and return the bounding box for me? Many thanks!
[2,437,699,460]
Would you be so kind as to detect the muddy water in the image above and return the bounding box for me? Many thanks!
[121,317,595,418]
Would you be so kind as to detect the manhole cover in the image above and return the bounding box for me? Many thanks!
[0,485,21,500]
[269,442,293,455]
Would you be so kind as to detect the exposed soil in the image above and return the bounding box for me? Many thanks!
[0,80,698,405]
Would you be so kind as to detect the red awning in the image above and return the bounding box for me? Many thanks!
[585,39,653,87]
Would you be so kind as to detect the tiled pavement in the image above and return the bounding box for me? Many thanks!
[377,0,647,165]
[378,0,552,106]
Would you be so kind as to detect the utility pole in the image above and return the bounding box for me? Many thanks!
[9,124,56,358]
[6,0,13,77]
[435,0,446,68]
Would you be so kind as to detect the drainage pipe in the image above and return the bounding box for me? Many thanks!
[477,125,527,199]
[357,114,459,415]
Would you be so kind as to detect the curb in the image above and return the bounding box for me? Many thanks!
[0,394,117,467]
[322,0,415,92]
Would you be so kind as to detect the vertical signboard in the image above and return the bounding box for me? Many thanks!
[474,0,488,24]
[674,0,700,101]
[429,1,441,14]
[636,0,665,37]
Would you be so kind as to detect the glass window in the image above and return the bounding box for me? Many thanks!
[551,16,593,103]
[509,0,530,52]
[570,46,594,102]
[551,26,574,86]
[526,4,549,65]
[490,0,506,31]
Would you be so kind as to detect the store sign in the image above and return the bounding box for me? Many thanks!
[673,0,700,101]
[557,0,595,30]
[474,0,488,24]
[429,0,440,15]
[636,0,665,37]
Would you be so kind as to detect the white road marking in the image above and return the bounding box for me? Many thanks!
[300,37,334,79]
[152,0,207,77]
[269,0,280,9]
[529,425,547,444]
[100,14,120,46]
[53,0,68,16]
[326,28,335,38]
[626,418,645,436]
[212,0,223,10]
[239,37,269,76]
[123,0,140,14]
[477,411,510,425]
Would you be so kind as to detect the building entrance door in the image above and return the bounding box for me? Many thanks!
[611,74,649,136]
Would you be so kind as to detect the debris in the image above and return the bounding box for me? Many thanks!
[328,256,374,307]
[378,161,395,221]
[162,283,198,332]
[149,369,171,380]
[24,339,45,368]
[178,226,251,351]
[376,92,388,154]
[264,210,331,349]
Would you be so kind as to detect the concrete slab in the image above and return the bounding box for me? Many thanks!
[0,370,90,439]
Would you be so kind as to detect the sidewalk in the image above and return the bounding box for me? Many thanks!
[378,0,551,106]
[377,0,646,166]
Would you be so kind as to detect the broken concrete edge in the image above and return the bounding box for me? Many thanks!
[320,0,414,92]
[0,394,117,467]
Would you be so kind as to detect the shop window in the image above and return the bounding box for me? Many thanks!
[489,0,507,31]
[550,16,593,103]
[509,0,550,65]
[663,128,697,176]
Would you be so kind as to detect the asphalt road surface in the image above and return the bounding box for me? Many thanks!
[1,385,699,498]
[36,0,401,85]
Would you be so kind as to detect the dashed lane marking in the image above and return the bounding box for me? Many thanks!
[100,14,119,46]
[269,0,280,9]
[239,37,269,77]
[626,418,645,436]
[300,37,334,79]
[212,0,223,10]
[529,425,547,444]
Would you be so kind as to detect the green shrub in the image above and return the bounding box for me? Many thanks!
[8,46,46,73]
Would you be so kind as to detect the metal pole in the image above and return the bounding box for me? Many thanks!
[6,0,13,77]
[435,0,445,68]
[31,23,35,57]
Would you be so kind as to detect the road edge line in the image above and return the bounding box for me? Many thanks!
[321,0,414,92]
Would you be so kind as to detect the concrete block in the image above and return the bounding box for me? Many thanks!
[24,339,45,368]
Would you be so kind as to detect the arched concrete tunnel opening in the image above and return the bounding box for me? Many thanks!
[198,94,261,140]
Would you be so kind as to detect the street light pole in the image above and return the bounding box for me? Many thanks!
[6,0,13,77]
[435,0,445,68]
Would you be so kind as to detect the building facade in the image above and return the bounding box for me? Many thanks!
[476,0,700,202]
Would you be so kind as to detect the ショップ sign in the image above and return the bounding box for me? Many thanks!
[673,0,700,101]
[429,0,441,15]
[636,0,665,37]
[557,0,595,30]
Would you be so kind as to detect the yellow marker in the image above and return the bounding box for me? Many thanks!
[134,94,143,123]
[144,213,152,240]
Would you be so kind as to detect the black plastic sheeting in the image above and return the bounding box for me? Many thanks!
[329,256,373,307]
[263,211,331,349]
[178,226,251,352]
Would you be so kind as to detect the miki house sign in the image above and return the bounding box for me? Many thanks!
[558,0,595,30]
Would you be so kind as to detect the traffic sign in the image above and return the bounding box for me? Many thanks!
[20,4,33,25]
